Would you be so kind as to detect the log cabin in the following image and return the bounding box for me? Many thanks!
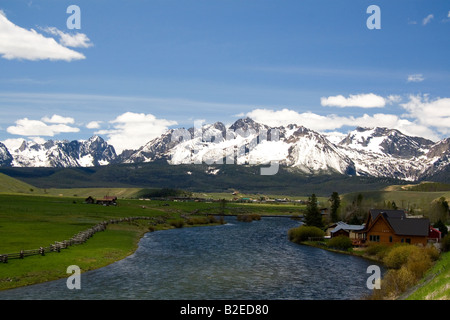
[358,209,430,246]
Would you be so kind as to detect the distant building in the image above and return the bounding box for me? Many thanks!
[84,196,95,204]
[329,221,365,239]
[428,227,441,243]
[96,196,117,206]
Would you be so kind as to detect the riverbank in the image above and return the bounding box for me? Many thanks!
[0,217,227,291]
[300,240,385,263]
[0,216,378,300]
[296,238,449,300]
[0,193,227,291]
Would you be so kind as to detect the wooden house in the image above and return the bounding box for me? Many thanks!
[96,196,117,206]
[329,221,365,239]
[358,209,430,246]
[84,196,95,204]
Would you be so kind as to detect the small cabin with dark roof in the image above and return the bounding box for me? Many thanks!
[96,196,117,206]
[358,209,430,246]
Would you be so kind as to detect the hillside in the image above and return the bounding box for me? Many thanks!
[0,172,40,194]
[0,161,410,197]
[404,251,450,300]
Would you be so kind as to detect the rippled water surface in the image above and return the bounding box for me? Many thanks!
[0,217,382,300]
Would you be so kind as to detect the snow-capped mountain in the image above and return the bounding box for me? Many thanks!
[123,117,355,175]
[4,135,117,168]
[0,142,13,167]
[120,118,449,181]
[1,118,449,182]
[337,127,438,181]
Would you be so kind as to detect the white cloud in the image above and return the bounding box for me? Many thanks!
[0,11,85,61]
[41,27,93,48]
[422,14,434,25]
[41,114,75,124]
[386,95,402,104]
[96,112,177,154]
[320,93,387,108]
[243,107,439,141]
[1,138,26,151]
[401,95,450,136]
[6,118,80,137]
[86,121,102,129]
[407,74,425,82]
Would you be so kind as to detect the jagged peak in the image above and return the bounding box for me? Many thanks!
[228,117,267,132]
[88,135,104,142]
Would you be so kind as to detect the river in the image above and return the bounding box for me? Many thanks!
[0,217,382,300]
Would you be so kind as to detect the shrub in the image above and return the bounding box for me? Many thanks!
[365,243,389,259]
[369,244,441,300]
[288,225,325,243]
[441,234,450,252]
[186,216,209,225]
[383,244,420,269]
[186,215,221,225]
[169,219,184,228]
[406,248,432,280]
[423,245,440,261]
[327,235,352,251]
[237,214,261,222]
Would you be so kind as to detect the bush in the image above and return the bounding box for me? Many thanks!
[369,244,441,300]
[423,245,440,261]
[186,216,210,225]
[406,248,432,279]
[288,225,324,243]
[383,245,420,269]
[186,215,221,225]
[327,236,352,251]
[441,234,450,252]
[365,243,389,259]
[237,214,261,222]
[169,219,184,228]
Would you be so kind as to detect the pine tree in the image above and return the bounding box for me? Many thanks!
[305,193,323,228]
[329,191,341,223]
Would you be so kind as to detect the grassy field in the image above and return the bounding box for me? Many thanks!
[0,191,307,291]
[0,222,149,290]
[342,189,450,216]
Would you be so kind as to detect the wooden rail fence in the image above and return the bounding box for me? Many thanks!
[0,216,160,263]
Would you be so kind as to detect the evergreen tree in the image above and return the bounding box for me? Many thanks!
[391,201,398,210]
[433,219,448,238]
[329,191,341,223]
[305,193,323,228]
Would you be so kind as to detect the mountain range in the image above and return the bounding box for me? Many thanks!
[1,117,449,182]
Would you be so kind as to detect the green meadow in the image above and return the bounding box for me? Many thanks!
[0,189,305,291]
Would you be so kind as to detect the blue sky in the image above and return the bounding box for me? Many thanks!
[0,0,449,153]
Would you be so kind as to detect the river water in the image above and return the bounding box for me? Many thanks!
[0,217,382,300]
